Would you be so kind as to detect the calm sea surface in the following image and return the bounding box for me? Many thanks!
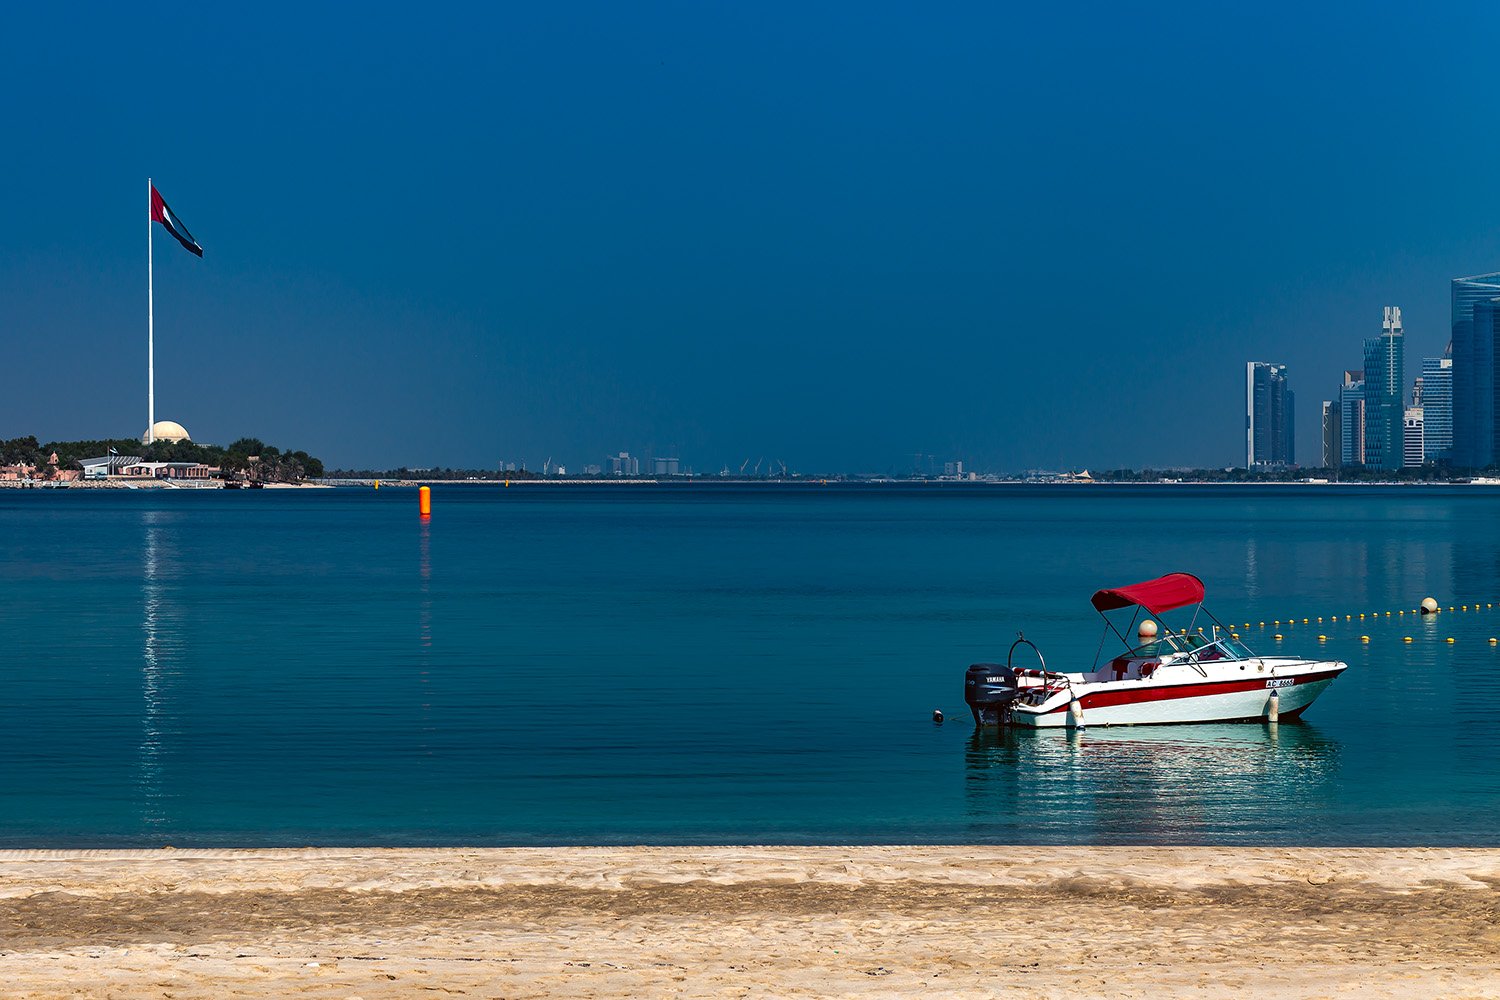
[3,483,1499,846]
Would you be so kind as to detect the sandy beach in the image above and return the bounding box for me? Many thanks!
[0,846,1497,998]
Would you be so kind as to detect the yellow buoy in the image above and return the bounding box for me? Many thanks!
[1463,605,1469,611]
[1446,637,1456,643]
[1359,613,1365,619]
[1403,636,1413,643]
[1385,611,1391,617]
[1274,633,1283,641]
[1303,618,1309,624]
[1361,635,1370,642]
[1490,638,1498,645]
[1317,634,1327,641]
[418,485,431,518]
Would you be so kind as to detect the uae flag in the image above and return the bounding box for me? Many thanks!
[150,184,203,257]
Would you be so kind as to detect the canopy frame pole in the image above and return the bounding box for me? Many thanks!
[1097,608,1132,650]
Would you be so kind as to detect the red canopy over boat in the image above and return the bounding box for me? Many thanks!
[1090,572,1205,616]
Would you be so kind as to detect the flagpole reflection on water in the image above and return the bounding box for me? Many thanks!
[139,509,171,831]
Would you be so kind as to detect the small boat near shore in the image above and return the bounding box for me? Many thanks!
[964,573,1346,728]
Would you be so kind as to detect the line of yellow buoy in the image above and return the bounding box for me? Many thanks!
[1233,599,1499,646]
[1240,601,1496,634]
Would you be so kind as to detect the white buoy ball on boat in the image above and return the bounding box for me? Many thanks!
[1421,597,1439,615]
[1138,620,1158,640]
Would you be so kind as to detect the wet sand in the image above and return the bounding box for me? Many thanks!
[1,846,1497,998]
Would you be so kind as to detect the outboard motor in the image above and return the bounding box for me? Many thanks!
[964,663,1020,726]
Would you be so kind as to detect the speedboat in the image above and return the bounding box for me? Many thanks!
[964,572,1346,728]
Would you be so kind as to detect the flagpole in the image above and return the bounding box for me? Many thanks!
[147,177,154,445]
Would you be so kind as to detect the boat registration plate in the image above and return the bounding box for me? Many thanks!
[1265,678,1294,688]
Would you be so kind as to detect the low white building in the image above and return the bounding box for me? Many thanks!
[79,455,141,479]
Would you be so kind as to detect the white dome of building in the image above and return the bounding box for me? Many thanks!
[142,420,191,444]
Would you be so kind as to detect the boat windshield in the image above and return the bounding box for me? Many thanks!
[1214,635,1256,659]
[1123,632,1254,660]
[1122,634,1194,658]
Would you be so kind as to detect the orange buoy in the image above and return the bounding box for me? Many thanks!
[418,485,431,517]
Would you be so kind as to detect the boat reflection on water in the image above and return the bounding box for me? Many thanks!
[963,722,1343,843]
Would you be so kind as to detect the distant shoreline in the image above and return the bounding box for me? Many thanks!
[317,477,1500,488]
[0,480,331,490]
[9,476,1500,490]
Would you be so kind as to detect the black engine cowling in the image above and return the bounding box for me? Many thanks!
[964,662,1020,726]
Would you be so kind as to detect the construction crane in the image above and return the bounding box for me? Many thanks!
[754,457,764,476]
[739,458,751,475]
[543,456,552,476]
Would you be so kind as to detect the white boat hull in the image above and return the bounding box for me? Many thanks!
[1009,662,1345,728]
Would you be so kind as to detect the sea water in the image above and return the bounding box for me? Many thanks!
[2,483,1497,846]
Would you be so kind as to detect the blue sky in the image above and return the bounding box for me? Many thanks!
[4,2,1498,471]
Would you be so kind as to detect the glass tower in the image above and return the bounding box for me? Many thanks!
[1421,354,1453,462]
[1321,400,1341,469]
[1245,362,1294,467]
[1451,273,1500,468]
[1360,307,1405,472]
[1341,371,1365,467]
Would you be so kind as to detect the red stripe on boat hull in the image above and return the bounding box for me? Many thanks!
[1040,668,1347,715]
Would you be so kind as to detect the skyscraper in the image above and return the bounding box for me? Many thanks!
[1360,306,1405,472]
[1404,406,1424,468]
[1321,400,1341,469]
[1341,370,1365,467]
[1451,273,1500,468]
[1245,362,1294,468]
[1421,354,1453,463]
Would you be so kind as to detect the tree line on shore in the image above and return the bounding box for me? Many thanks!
[0,436,324,482]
